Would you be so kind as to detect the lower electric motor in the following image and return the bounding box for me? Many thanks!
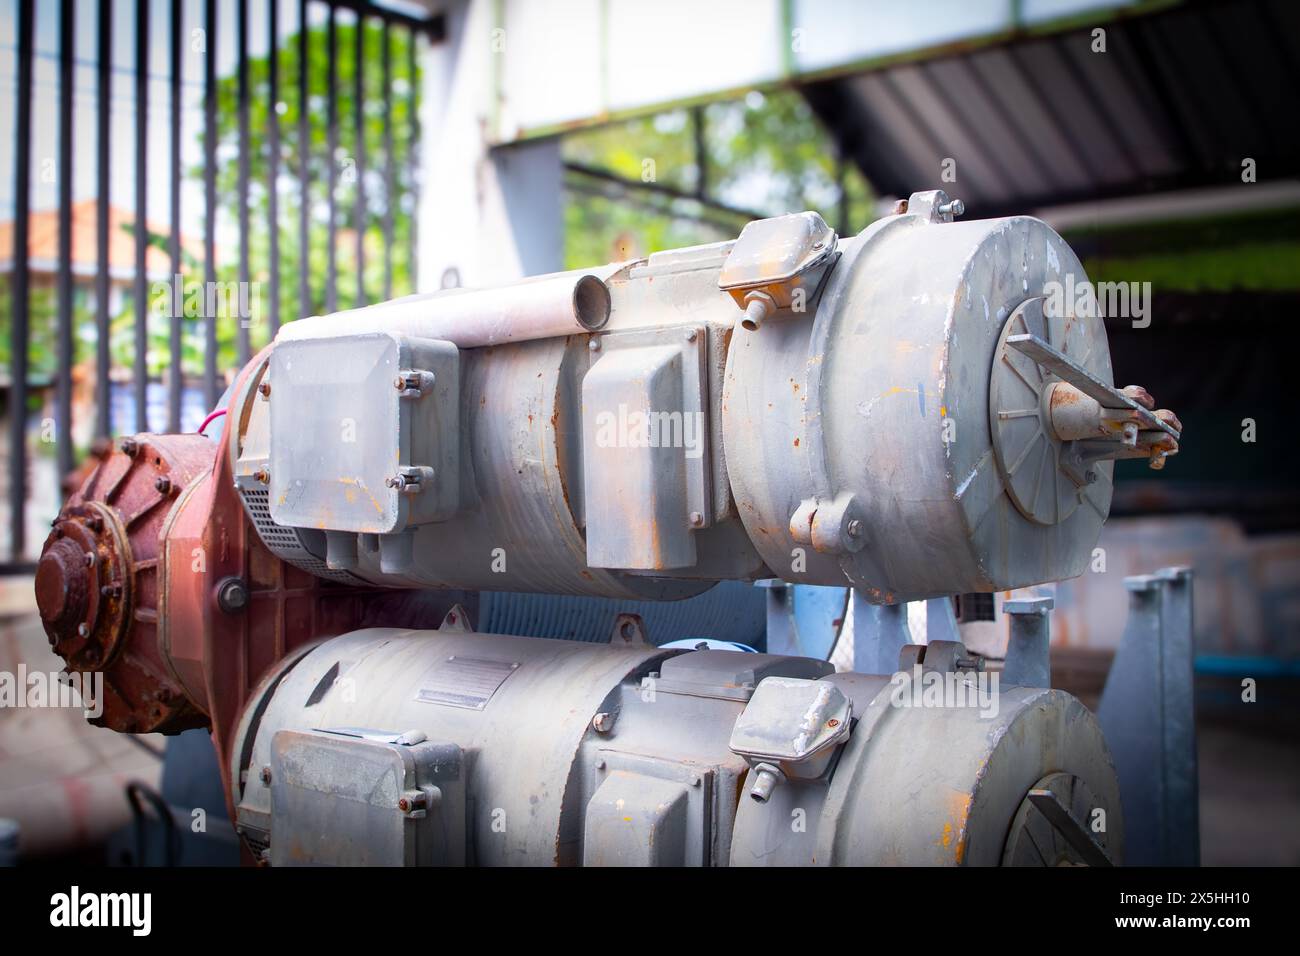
[231,623,1123,866]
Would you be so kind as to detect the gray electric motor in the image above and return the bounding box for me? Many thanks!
[230,190,1177,605]
[232,622,1123,866]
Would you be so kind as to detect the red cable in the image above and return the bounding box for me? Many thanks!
[198,408,227,436]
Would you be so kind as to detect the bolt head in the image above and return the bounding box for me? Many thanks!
[846,519,863,539]
[154,476,172,495]
[258,380,271,397]
[217,577,250,614]
[260,766,272,786]
[588,339,601,352]
[689,511,704,527]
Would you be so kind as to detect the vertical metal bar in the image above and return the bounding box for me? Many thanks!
[353,11,366,306]
[134,0,150,433]
[326,3,338,312]
[96,0,113,439]
[1157,567,1200,866]
[203,0,219,409]
[835,150,848,235]
[268,0,281,334]
[381,18,394,301]
[9,0,34,559]
[407,27,418,292]
[168,0,183,432]
[56,0,75,479]
[692,105,707,200]
[236,0,251,363]
[297,0,310,321]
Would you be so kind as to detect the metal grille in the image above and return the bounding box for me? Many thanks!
[237,484,363,584]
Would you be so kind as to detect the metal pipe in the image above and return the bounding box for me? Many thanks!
[267,0,281,335]
[406,26,418,291]
[297,0,310,323]
[275,267,617,348]
[57,0,74,480]
[237,0,251,364]
[168,0,183,433]
[95,0,112,440]
[203,0,218,408]
[133,0,149,432]
[382,19,394,301]
[326,3,338,312]
[9,0,32,560]
[353,10,366,306]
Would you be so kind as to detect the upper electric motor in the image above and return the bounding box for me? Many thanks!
[228,190,1179,603]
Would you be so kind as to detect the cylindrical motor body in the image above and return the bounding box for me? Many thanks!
[231,626,1123,866]
[232,194,1124,604]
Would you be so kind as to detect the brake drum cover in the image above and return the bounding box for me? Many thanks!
[725,210,1113,601]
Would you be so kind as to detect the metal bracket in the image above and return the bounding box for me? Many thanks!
[1097,566,1198,866]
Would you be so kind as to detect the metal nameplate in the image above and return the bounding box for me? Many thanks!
[413,656,519,710]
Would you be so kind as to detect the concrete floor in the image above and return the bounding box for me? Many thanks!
[1196,697,1300,866]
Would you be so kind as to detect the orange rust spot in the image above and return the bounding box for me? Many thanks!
[793,437,800,447]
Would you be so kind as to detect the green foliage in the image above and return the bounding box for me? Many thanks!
[561,89,874,269]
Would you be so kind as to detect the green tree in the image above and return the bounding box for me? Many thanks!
[561,89,873,269]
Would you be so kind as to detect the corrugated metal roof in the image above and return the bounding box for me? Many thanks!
[803,0,1300,216]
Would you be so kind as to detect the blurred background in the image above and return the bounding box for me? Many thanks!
[0,0,1297,865]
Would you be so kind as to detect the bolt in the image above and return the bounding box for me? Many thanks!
[846,519,863,539]
[592,712,615,734]
[594,758,606,770]
[120,438,138,457]
[260,766,272,786]
[685,329,697,343]
[588,338,601,352]
[258,380,271,398]
[84,551,96,567]
[690,775,702,788]
[938,198,965,218]
[253,468,270,484]
[154,476,172,495]
[398,797,411,812]
[217,577,250,614]
[85,515,102,532]
[77,622,90,638]
[689,511,704,527]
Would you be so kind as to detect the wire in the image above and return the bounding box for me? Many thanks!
[197,407,227,436]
